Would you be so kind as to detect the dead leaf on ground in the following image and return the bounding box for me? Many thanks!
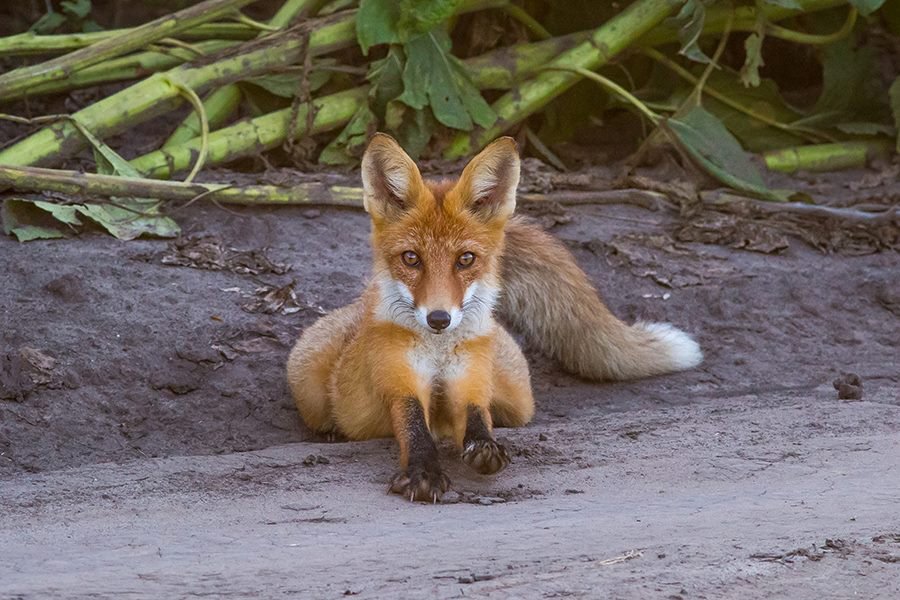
[240,281,310,315]
[160,236,290,275]
[675,214,790,254]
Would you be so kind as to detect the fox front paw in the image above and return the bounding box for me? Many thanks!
[462,439,510,475]
[389,467,451,503]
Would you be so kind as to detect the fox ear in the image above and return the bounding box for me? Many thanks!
[361,133,425,222]
[456,137,520,224]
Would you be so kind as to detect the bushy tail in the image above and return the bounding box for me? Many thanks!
[498,217,702,380]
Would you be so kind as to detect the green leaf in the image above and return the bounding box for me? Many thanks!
[398,30,495,131]
[368,47,406,120]
[798,36,891,131]
[357,0,401,54]
[319,105,376,165]
[664,106,794,201]
[356,0,462,54]
[61,0,93,20]
[668,0,713,64]
[244,64,334,98]
[29,12,67,34]
[2,199,70,241]
[740,33,764,88]
[847,0,888,16]
[69,118,180,239]
[890,76,900,152]
[75,201,179,241]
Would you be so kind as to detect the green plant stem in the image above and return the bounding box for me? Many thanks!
[764,141,893,173]
[765,6,857,45]
[131,32,602,177]
[162,0,319,153]
[0,164,364,206]
[502,5,552,40]
[163,84,242,148]
[0,0,505,169]
[0,0,259,102]
[446,0,675,158]
[637,0,847,47]
[131,87,366,177]
[642,47,827,143]
[547,67,660,123]
[0,23,257,57]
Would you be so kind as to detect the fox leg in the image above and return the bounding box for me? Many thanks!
[286,303,363,435]
[331,326,450,502]
[490,326,535,428]
[387,397,450,503]
[444,353,511,476]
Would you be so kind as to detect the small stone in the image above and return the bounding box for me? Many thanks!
[302,209,321,219]
[457,575,474,584]
[833,373,863,400]
[440,491,461,504]
[538,433,549,441]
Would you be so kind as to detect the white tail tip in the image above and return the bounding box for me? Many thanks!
[636,322,703,371]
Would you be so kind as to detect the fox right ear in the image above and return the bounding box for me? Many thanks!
[361,133,425,223]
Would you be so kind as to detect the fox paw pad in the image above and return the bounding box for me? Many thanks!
[462,439,510,475]
[389,468,451,503]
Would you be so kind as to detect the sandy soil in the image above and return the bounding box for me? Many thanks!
[1,182,899,598]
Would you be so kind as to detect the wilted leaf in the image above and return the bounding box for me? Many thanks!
[664,106,794,201]
[69,118,180,239]
[668,0,714,64]
[319,105,376,164]
[398,29,495,131]
[740,33,764,88]
[1,198,75,241]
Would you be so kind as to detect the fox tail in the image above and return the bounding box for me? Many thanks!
[498,217,702,380]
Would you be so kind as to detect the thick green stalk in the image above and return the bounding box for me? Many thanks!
[163,0,319,152]
[22,40,236,97]
[764,141,893,173]
[132,87,366,177]
[0,0,259,102]
[0,15,355,168]
[0,23,255,57]
[162,84,243,148]
[0,0,507,169]
[445,0,674,158]
[0,165,363,206]
[131,32,590,177]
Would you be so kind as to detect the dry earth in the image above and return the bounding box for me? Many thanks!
[1,177,899,598]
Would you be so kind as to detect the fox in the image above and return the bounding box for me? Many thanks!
[286,133,702,502]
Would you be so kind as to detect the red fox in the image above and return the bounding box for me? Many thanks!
[287,134,702,502]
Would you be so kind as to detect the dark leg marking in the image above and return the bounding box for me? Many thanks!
[389,398,450,503]
[462,405,510,475]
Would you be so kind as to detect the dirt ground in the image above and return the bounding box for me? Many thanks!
[1,166,899,598]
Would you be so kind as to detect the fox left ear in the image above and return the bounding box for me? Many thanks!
[456,137,520,224]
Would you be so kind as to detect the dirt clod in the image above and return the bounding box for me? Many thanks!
[833,373,864,400]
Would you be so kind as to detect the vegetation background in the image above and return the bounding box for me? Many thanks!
[0,0,898,241]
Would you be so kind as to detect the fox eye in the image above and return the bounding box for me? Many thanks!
[401,251,420,267]
[457,252,476,268]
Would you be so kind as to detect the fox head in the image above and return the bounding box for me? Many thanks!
[361,133,520,335]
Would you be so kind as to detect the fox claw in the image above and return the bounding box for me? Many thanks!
[462,439,510,475]
[389,468,450,503]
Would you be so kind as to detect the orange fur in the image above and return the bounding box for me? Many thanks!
[286,133,702,501]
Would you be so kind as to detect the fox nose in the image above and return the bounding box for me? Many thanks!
[426,310,451,331]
